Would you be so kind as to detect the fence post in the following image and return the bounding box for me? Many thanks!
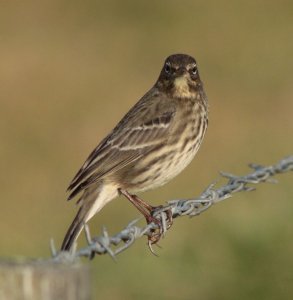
[0,260,91,300]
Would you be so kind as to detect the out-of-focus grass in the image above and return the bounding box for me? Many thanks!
[1,1,292,299]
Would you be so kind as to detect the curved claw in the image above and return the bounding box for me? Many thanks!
[148,239,159,256]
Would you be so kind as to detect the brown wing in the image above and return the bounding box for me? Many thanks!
[67,91,177,200]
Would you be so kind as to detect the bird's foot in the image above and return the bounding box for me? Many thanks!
[119,189,173,254]
[150,204,173,230]
[145,205,173,254]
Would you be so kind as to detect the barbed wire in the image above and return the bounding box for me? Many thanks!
[52,155,293,262]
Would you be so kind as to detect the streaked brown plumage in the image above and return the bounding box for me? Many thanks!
[61,54,208,251]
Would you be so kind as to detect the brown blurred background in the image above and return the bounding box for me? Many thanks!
[1,1,293,299]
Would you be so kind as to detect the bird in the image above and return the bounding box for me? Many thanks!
[61,53,208,251]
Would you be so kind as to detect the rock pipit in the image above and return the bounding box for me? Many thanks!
[61,54,208,251]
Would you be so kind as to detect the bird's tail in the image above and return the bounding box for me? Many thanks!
[61,182,119,251]
[61,205,86,251]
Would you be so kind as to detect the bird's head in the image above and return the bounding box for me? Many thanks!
[156,54,202,99]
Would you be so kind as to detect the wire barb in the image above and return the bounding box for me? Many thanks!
[55,156,292,261]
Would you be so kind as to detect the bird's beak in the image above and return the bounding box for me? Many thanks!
[176,67,188,77]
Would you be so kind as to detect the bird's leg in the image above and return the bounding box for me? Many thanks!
[131,194,173,230]
[130,194,154,214]
[119,189,157,224]
[119,189,173,247]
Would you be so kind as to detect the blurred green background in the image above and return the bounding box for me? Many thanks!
[1,0,293,299]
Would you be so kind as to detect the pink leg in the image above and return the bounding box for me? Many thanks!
[119,189,173,248]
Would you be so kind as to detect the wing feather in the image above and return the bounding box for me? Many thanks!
[67,92,177,200]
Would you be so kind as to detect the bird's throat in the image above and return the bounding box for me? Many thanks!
[173,76,193,99]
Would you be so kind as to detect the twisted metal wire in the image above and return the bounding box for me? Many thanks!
[52,156,293,262]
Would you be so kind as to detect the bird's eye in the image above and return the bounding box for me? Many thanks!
[191,66,197,75]
[164,63,171,74]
